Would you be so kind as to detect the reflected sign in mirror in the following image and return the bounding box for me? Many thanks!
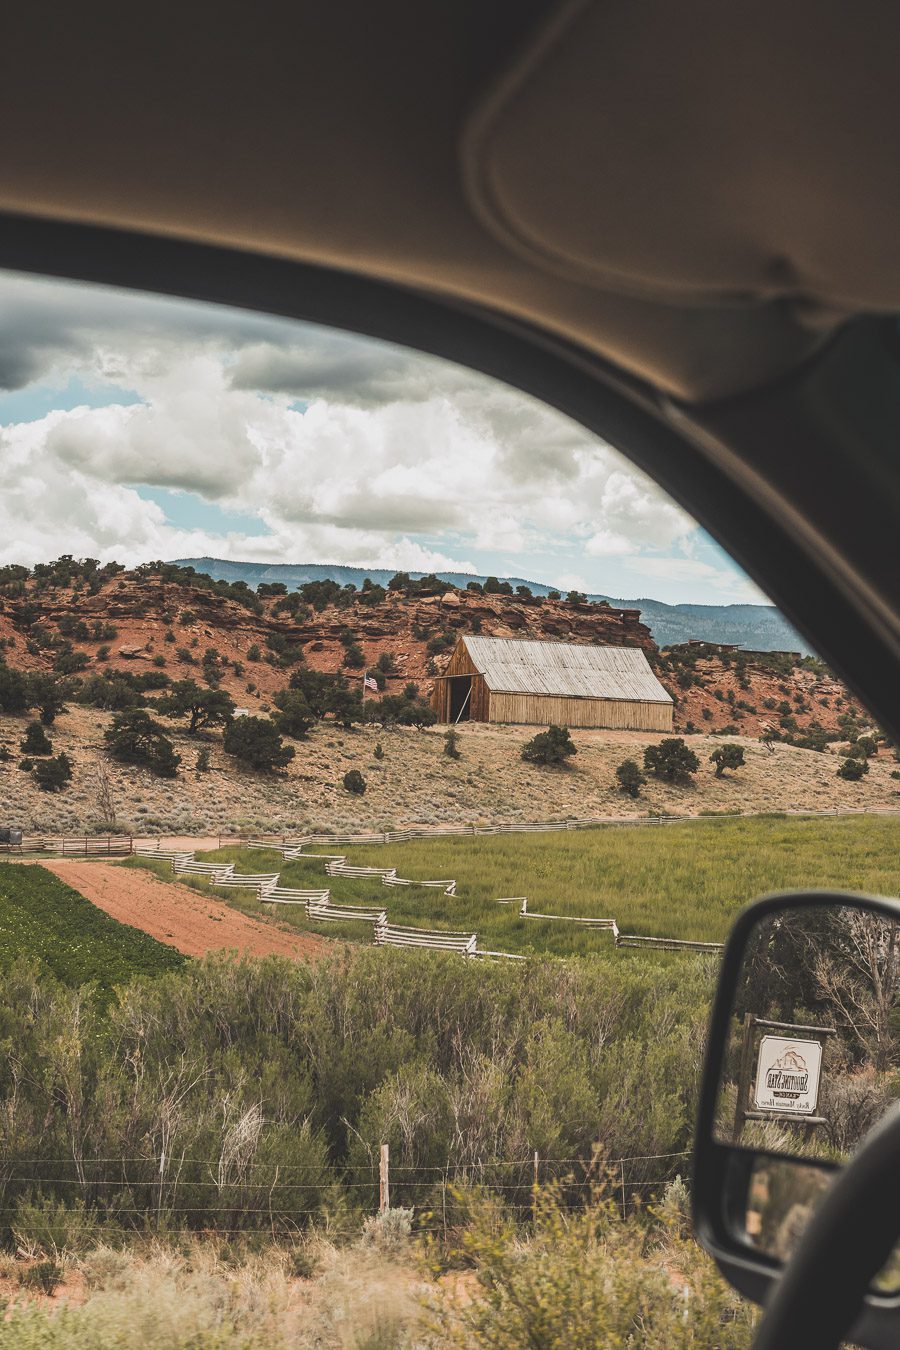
[753,1035,823,1116]
[715,900,900,1162]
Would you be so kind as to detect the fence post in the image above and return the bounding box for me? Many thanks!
[620,1160,626,1219]
[379,1142,390,1214]
[731,1012,756,1143]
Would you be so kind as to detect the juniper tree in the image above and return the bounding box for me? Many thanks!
[710,743,745,777]
[521,725,577,767]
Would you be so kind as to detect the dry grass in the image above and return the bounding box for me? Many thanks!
[0,1236,429,1348]
[0,706,897,836]
[0,1195,756,1349]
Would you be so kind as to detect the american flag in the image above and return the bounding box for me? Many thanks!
[363,675,379,693]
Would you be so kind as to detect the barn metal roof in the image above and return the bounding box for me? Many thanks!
[460,636,673,704]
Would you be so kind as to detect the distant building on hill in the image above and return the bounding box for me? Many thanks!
[672,639,802,662]
[431,636,673,731]
[683,639,741,652]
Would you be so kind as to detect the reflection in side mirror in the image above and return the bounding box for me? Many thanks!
[715,902,899,1162]
[693,891,900,1319]
[744,1154,900,1295]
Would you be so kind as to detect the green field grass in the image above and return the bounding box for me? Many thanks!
[0,862,186,991]
[125,814,900,958]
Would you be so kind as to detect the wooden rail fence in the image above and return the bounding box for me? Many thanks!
[307,899,387,924]
[127,836,727,961]
[6,834,134,856]
[259,886,331,906]
[382,874,457,894]
[214,872,280,892]
[133,846,194,864]
[375,920,478,955]
[173,859,235,882]
[615,933,724,953]
[521,907,618,932]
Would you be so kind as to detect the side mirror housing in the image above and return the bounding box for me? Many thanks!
[693,890,900,1344]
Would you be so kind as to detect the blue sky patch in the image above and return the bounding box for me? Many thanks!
[136,486,269,537]
[0,375,142,424]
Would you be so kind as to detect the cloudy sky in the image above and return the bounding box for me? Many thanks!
[0,270,767,605]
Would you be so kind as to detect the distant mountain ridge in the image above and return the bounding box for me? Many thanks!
[174,557,810,653]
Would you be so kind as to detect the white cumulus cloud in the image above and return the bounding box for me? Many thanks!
[0,270,765,604]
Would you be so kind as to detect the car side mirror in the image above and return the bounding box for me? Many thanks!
[692,890,900,1330]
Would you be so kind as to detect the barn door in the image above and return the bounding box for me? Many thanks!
[449,675,472,722]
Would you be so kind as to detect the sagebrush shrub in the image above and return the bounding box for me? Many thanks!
[13,1195,99,1258]
[443,729,461,759]
[361,1207,413,1252]
[429,1183,756,1347]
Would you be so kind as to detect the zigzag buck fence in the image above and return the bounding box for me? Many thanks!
[130,838,724,958]
[0,1143,692,1239]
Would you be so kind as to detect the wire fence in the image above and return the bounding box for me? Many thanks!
[1,806,898,861]
[217,804,900,851]
[0,1148,691,1240]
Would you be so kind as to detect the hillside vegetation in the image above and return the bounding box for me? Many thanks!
[3,711,897,836]
[0,863,185,991]
[0,949,712,1242]
[178,552,806,653]
[0,557,654,709]
[0,557,886,833]
[0,558,863,733]
[0,1192,754,1348]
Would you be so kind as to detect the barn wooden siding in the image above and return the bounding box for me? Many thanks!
[441,641,480,679]
[487,691,673,731]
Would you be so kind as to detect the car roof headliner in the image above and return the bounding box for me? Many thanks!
[3,0,899,403]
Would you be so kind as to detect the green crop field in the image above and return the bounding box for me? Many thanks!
[126,813,900,957]
[0,862,186,991]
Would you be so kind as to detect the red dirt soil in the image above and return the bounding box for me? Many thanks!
[30,860,326,961]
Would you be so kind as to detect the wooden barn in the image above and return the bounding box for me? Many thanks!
[431,636,673,731]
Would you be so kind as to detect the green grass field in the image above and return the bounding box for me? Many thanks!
[0,862,186,991]
[126,814,900,957]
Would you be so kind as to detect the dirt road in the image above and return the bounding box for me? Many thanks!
[32,860,326,961]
